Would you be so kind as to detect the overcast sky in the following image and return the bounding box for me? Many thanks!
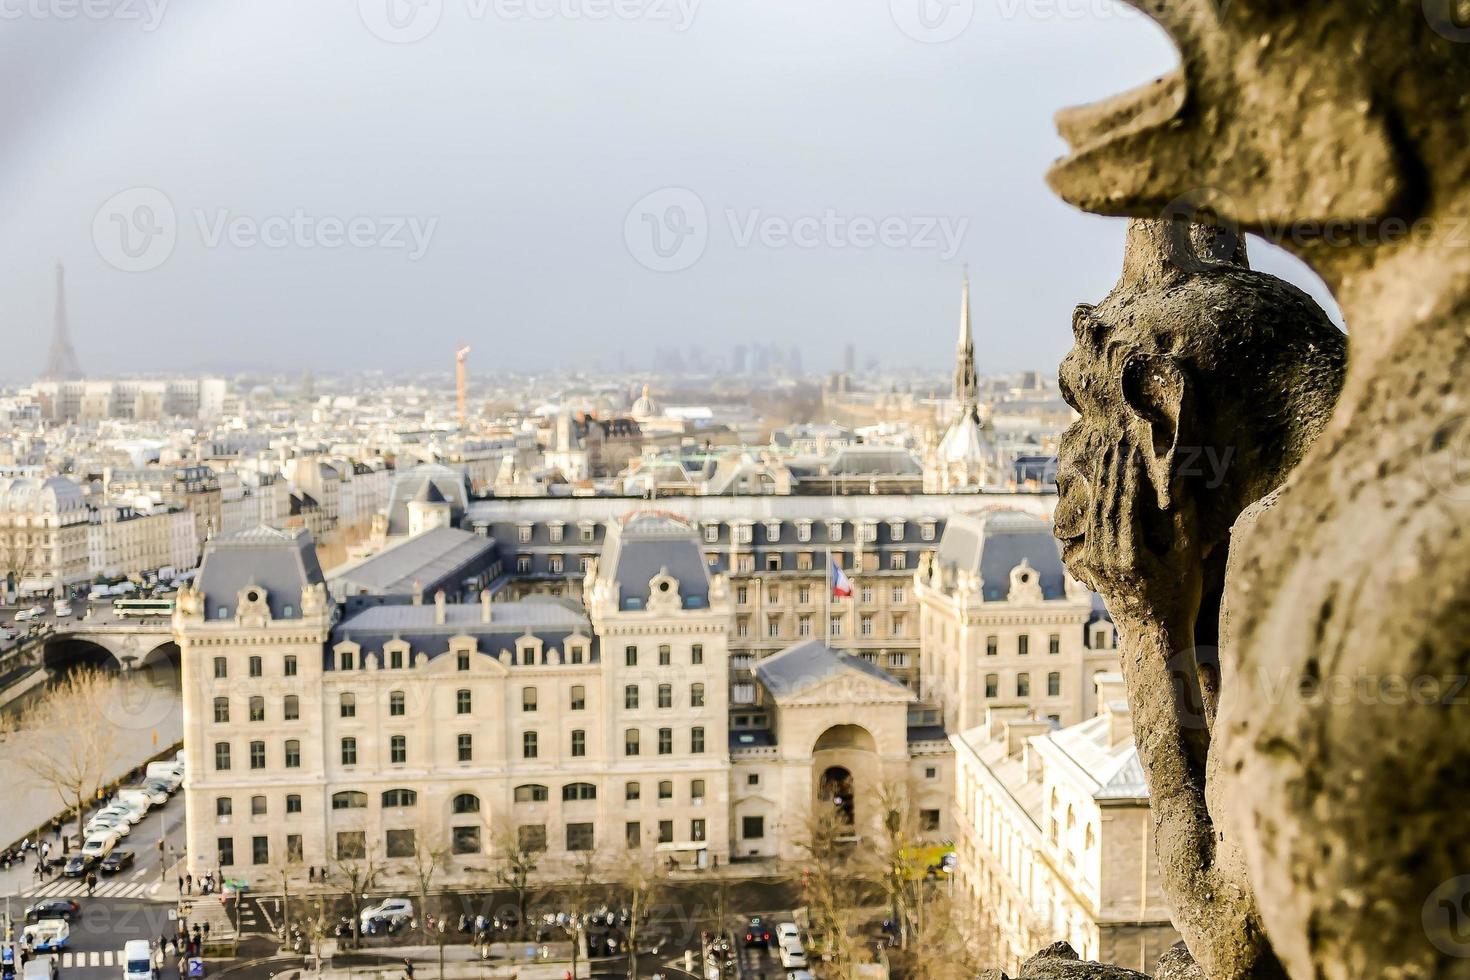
[0,0,1337,380]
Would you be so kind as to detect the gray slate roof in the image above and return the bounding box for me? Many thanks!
[755,638,911,701]
[936,508,1067,601]
[600,511,710,610]
[196,525,325,620]
[331,596,592,664]
[385,464,469,535]
[329,526,497,599]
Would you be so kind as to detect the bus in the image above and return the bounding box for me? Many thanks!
[113,597,175,618]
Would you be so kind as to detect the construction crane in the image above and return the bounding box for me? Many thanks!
[455,345,472,427]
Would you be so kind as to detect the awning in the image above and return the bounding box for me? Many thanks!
[655,841,708,853]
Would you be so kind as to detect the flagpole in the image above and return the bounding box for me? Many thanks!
[824,547,830,646]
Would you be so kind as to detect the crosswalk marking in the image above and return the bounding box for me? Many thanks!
[21,878,157,900]
[60,951,116,967]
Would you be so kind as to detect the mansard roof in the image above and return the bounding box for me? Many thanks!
[599,510,710,610]
[755,638,911,702]
[330,595,592,663]
[935,508,1068,602]
[195,524,325,620]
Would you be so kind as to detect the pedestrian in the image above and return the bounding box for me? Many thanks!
[186,873,192,894]
[202,923,210,942]
[308,866,314,883]
[177,875,183,893]
[86,871,97,897]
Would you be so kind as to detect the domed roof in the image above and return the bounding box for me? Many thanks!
[631,384,660,418]
[0,475,87,515]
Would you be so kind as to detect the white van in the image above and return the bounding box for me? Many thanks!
[116,788,159,810]
[123,939,153,980]
[144,763,182,792]
[82,831,118,858]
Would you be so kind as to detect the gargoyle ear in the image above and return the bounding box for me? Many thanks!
[1120,352,1188,510]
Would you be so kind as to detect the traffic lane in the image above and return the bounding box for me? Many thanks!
[4,791,186,900]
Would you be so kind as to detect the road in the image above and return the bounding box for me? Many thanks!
[2,789,189,980]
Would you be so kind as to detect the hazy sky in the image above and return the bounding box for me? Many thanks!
[0,0,1337,380]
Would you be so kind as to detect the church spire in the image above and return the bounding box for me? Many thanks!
[953,267,976,407]
[43,261,83,381]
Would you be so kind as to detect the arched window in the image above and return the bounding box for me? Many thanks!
[331,791,367,810]
[382,788,418,808]
[452,793,481,814]
[562,782,597,802]
[514,784,548,803]
[389,691,406,716]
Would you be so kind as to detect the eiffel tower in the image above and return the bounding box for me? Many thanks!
[42,261,83,380]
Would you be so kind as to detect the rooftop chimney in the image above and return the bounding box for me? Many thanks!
[434,590,446,625]
[480,588,492,624]
[986,704,1031,740]
[411,579,423,605]
[1004,718,1052,759]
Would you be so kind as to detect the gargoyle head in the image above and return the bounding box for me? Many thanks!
[1046,0,1470,268]
[1054,219,1344,601]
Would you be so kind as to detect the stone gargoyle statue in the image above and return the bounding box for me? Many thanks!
[1053,217,1344,979]
[1045,1,1470,978]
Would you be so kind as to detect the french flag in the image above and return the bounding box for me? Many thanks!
[830,555,853,599]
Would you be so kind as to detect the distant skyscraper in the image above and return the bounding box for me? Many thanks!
[953,271,977,405]
[843,342,856,375]
[42,262,83,380]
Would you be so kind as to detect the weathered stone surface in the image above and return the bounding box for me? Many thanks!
[1047,2,1470,978]
[1152,942,1206,980]
[982,942,1154,980]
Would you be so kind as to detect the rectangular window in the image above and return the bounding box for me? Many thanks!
[625,822,641,849]
[248,656,262,678]
[985,674,998,699]
[386,829,416,859]
[658,644,671,666]
[457,689,472,714]
[284,740,300,768]
[829,614,842,637]
[518,825,546,852]
[890,552,907,570]
[213,698,230,724]
[249,741,266,770]
[691,644,703,665]
[336,831,366,860]
[891,586,905,603]
[1017,673,1031,697]
[625,781,641,801]
[251,795,267,816]
[986,635,998,656]
[742,816,764,839]
[516,554,531,574]
[891,614,906,637]
[458,733,473,762]
[861,585,873,604]
[798,615,812,637]
[341,737,357,765]
[691,778,705,801]
[691,727,705,754]
[1048,672,1061,697]
[1049,633,1061,655]
[691,818,706,841]
[658,780,673,800]
[216,797,232,819]
[522,731,538,759]
[217,837,234,866]
[658,728,673,755]
[625,645,638,667]
[658,684,673,709]
[624,685,640,710]
[338,650,355,671]
[286,834,303,863]
[283,696,299,721]
[522,687,538,712]
[252,836,269,865]
[452,826,481,855]
[767,616,781,638]
[920,809,941,832]
[213,657,227,679]
[286,794,302,814]
[249,697,265,722]
[390,649,404,670]
[658,820,674,844]
[1019,635,1030,656]
[283,655,297,677]
[566,823,594,852]
[390,735,407,764]
[736,586,748,605]
[625,729,640,755]
[457,650,471,671]
[570,730,586,757]
[340,694,356,718]
[690,683,705,708]
[860,615,874,636]
[570,685,586,710]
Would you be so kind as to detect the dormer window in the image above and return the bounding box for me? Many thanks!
[796,521,812,542]
[548,522,565,544]
[889,520,905,539]
[704,523,719,543]
[826,520,843,540]
[764,521,781,542]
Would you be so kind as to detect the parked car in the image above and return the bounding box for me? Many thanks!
[21,954,59,980]
[24,900,79,923]
[743,916,772,948]
[787,971,815,980]
[22,920,69,952]
[778,945,808,969]
[96,802,144,826]
[100,849,135,875]
[360,898,414,933]
[85,815,130,838]
[62,854,97,878]
[775,923,800,946]
[81,832,117,858]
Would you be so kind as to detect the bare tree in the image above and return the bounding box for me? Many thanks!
[332,837,382,949]
[869,780,923,952]
[559,848,603,980]
[493,822,545,939]
[792,806,872,977]
[0,669,118,843]
[407,827,454,977]
[613,847,672,980]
